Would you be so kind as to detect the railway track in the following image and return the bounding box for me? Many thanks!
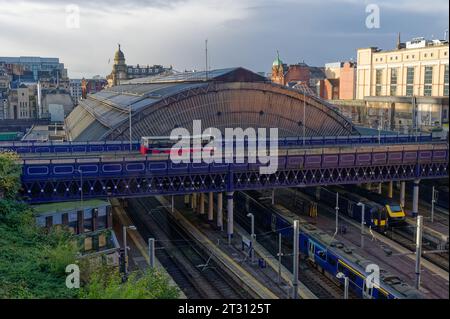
[236,190,357,299]
[126,197,250,299]
[281,187,450,274]
[386,225,449,272]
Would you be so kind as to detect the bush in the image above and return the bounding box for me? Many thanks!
[80,265,180,299]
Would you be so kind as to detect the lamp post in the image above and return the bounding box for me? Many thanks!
[357,202,365,249]
[292,220,299,299]
[129,105,132,151]
[415,216,423,289]
[247,213,255,264]
[431,186,437,223]
[334,192,339,236]
[336,272,349,299]
[123,225,137,277]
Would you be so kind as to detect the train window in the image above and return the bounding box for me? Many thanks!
[347,271,358,285]
[68,212,78,234]
[327,255,337,267]
[390,205,402,212]
[97,208,107,230]
[317,250,326,260]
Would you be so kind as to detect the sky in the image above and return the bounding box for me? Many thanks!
[0,0,448,78]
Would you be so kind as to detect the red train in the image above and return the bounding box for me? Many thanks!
[140,135,215,156]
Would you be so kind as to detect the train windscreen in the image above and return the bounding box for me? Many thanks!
[390,205,403,212]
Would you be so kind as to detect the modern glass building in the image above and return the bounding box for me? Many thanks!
[0,56,67,81]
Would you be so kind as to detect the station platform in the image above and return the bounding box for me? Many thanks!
[275,188,449,299]
[155,196,290,299]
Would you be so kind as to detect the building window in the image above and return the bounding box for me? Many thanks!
[390,68,398,96]
[444,65,449,97]
[97,207,107,230]
[375,69,383,96]
[424,66,433,96]
[406,67,414,96]
[84,210,93,233]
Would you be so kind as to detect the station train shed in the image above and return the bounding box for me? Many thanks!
[65,67,359,141]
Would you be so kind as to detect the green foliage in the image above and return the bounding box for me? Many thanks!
[0,199,79,299]
[0,152,22,199]
[0,152,180,299]
[80,266,180,299]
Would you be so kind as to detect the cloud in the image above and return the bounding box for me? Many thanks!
[0,0,447,78]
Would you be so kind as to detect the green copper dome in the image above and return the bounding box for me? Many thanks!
[273,56,283,67]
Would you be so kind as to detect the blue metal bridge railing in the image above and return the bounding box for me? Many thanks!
[0,133,441,154]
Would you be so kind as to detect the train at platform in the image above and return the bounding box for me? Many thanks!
[301,185,406,230]
[235,190,423,299]
[343,186,406,223]
[301,186,389,231]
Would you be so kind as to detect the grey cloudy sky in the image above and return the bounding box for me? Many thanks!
[0,0,448,78]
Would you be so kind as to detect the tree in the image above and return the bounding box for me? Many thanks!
[0,152,21,199]
[80,266,180,299]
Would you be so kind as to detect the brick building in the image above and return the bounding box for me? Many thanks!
[270,54,326,95]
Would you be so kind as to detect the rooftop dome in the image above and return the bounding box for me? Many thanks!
[114,44,125,62]
[273,56,283,67]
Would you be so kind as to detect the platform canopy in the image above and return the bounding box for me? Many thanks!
[65,67,358,141]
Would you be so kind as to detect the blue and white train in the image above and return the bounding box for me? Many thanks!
[236,190,423,299]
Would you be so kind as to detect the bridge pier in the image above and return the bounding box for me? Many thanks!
[191,193,197,210]
[377,183,382,194]
[412,180,420,218]
[199,193,205,215]
[388,181,393,199]
[184,195,190,208]
[400,181,406,208]
[227,192,234,244]
[217,193,223,231]
[208,192,214,221]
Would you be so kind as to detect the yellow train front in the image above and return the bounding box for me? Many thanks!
[344,186,406,225]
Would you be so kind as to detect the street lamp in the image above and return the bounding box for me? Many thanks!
[247,213,255,264]
[336,272,349,299]
[123,225,137,276]
[76,169,83,209]
[129,105,132,151]
[357,202,365,249]
[431,186,438,223]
